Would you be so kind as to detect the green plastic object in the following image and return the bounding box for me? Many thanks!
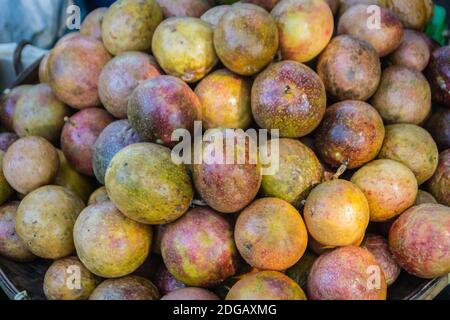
[426,4,448,45]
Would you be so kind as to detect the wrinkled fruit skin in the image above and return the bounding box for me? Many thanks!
[0,133,19,152]
[105,143,193,224]
[152,17,217,83]
[161,288,219,300]
[74,201,152,278]
[0,85,32,131]
[16,186,84,259]
[226,271,307,300]
[252,61,327,138]
[44,256,100,300]
[156,0,211,18]
[426,46,450,108]
[48,35,111,109]
[427,149,450,206]
[87,186,110,206]
[54,150,95,204]
[93,120,143,185]
[371,66,431,125]
[61,108,114,177]
[381,0,434,30]
[0,202,36,262]
[272,0,334,63]
[307,246,387,300]
[152,264,186,296]
[351,159,418,222]
[338,4,403,57]
[0,152,13,205]
[13,84,70,142]
[195,69,252,130]
[99,52,161,118]
[389,204,450,279]
[235,198,308,271]
[192,130,261,213]
[378,124,439,185]
[362,234,401,286]
[161,207,238,287]
[314,100,385,169]
[128,75,201,147]
[3,136,59,195]
[426,109,450,150]
[200,5,230,28]
[101,0,163,55]
[89,276,160,300]
[388,29,431,71]
[80,7,107,41]
[317,35,381,101]
[260,139,323,206]
[214,3,278,76]
[304,179,370,247]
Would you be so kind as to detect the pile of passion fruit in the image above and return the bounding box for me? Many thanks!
[0,0,449,300]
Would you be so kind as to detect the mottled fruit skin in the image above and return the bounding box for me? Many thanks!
[99,52,161,118]
[0,202,36,262]
[235,198,308,271]
[338,0,381,17]
[272,0,334,63]
[13,84,70,142]
[93,120,143,185]
[426,46,450,108]
[152,17,217,83]
[314,100,385,169]
[338,4,403,57]
[214,3,278,76]
[128,76,201,147]
[90,276,160,300]
[304,180,370,247]
[74,201,152,278]
[200,5,230,28]
[152,264,186,295]
[0,85,32,131]
[427,149,450,206]
[195,69,252,130]
[362,234,401,286]
[156,0,211,18]
[317,35,381,101]
[389,204,450,279]
[44,256,100,300]
[39,54,50,84]
[101,0,163,55]
[307,246,387,300]
[161,288,219,300]
[252,61,327,138]
[54,150,95,204]
[47,35,111,109]
[351,159,418,222]
[381,0,434,30]
[226,271,307,300]
[378,124,439,185]
[371,66,431,125]
[105,143,193,224]
[0,152,13,205]
[0,133,18,152]
[87,186,110,206]
[242,0,279,11]
[415,190,437,205]
[161,207,238,287]
[16,186,84,259]
[260,139,323,206]
[80,7,107,41]
[61,108,114,176]
[3,136,59,195]
[192,130,261,213]
[426,110,450,151]
[388,30,430,71]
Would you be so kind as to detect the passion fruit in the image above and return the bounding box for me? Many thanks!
[0,85,32,131]
[426,109,450,151]
[161,288,219,300]
[87,187,110,206]
[427,149,450,206]
[89,276,159,300]
[415,190,437,205]
[387,29,431,71]
[80,7,107,41]
[426,46,450,108]
[156,0,211,18]
[200,5,230,27]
